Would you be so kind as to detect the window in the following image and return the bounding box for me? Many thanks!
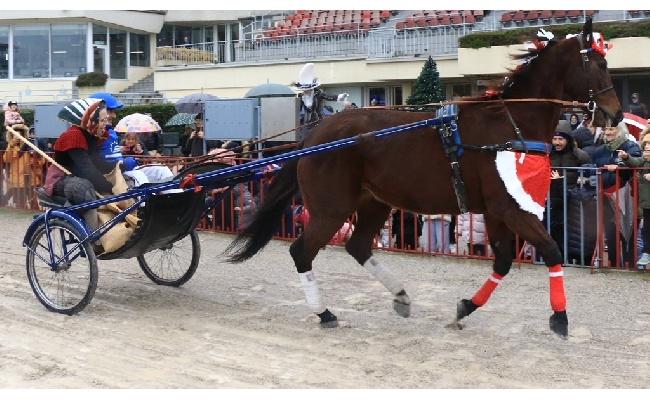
[51,24,87,78]
[109,28,127,79]
[157,25,173,47]
[130,33,150,67]
[13,24,49,79]
[0,27,8,79]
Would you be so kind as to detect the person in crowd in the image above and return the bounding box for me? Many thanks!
[626,92,649,119]
[180,125,194,156]
[457,212,487,256]
[425,214,452,254]
[204,148,254,232]
[3,101,24,127]
[2,124,44,207]
[620,135,650,269]
[573,123,602,158]
[391,209,422,250]
[121,132,150,156]
[292,62,348,140]
[43,98,114,250]
[546,120,591,257]
[591,121,642,268]
[183,113,222,157]
[569,113,581,131]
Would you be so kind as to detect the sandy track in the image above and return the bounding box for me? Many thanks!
[1,208,649,388]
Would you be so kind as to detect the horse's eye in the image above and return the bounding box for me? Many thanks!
[597,60,607,70]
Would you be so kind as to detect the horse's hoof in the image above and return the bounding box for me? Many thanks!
[456,299,476,321]
[549,311,569,339]
[318,309,339,328]
[393,290,411,318]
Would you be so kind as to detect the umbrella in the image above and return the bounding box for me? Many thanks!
[174,93,219,113]
[623,112,648,140]
[244,83,295,98]
[165,113,198,127]
[114,113,161,133]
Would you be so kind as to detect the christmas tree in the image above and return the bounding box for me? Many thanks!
[406,55,446,109]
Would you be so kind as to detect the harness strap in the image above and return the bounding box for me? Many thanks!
[460,141,552,154]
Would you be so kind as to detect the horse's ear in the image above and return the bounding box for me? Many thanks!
[583,18,594,45]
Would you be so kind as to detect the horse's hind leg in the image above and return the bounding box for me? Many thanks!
[344,196,410,318]
[456,215,514,325]
[289,213,351,328]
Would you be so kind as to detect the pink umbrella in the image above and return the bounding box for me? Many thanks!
[114,112,161,133]
[623,112,647,140]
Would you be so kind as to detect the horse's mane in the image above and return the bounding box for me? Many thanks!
[461,39,560,103]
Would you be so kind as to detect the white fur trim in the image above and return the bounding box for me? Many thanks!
[495,151,545,220]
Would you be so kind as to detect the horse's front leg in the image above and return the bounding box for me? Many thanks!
[456,210,568,338]
[455,215,513,327]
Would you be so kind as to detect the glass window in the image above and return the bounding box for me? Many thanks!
[92,24,107,45]
[51,24,87,78]
[157,24,173,47]
[175,25,192,47]
[129,32,149,67]
[13,24,50,79]
[0,26,8,79]
[109,28,127,79]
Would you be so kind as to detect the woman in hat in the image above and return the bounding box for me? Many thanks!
[292,63,349,140]
[43,98,115,249]
[591,121,642,268]
[3,101,25,127]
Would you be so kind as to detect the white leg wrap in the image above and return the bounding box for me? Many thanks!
[299,271,326,314]
[363,256,404,295]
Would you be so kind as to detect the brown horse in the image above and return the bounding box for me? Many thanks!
[225,20,622,338]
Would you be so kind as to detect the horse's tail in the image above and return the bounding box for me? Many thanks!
[224,156,300,263]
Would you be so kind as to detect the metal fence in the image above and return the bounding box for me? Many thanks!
[1,151,647,272]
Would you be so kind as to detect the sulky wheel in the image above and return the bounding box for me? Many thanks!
[137,230,201,286]
[26,218,98,315]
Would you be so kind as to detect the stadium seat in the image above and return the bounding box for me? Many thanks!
[501,12,513,27]
[540,10,553,24]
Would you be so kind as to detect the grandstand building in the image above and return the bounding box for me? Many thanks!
[0,10,648,109]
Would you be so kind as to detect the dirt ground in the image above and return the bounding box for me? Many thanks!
[1,208,650,389]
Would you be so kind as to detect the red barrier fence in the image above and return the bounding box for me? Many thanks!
[1,151,647,273]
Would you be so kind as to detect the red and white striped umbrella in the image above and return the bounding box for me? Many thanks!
[623,112,648,140]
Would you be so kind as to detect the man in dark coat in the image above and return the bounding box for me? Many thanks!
[626,93,649,119]
[572,124,602,158]
[546,120,591,257]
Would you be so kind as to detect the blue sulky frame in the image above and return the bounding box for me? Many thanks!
[21,115,456,315]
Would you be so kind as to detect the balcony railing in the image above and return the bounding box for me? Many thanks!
[155,25,475,67]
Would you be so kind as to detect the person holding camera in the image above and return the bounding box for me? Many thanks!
[591,121,642,268]
[121,132,149,156]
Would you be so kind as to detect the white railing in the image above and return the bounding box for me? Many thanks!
[155,11,650,67]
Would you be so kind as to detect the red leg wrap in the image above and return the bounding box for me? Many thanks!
[471,272,503,307]
[548,264,566,312]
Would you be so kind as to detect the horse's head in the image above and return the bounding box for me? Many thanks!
[562,19,623,127]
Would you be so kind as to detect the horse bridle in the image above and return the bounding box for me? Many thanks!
[575,32,615,116]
